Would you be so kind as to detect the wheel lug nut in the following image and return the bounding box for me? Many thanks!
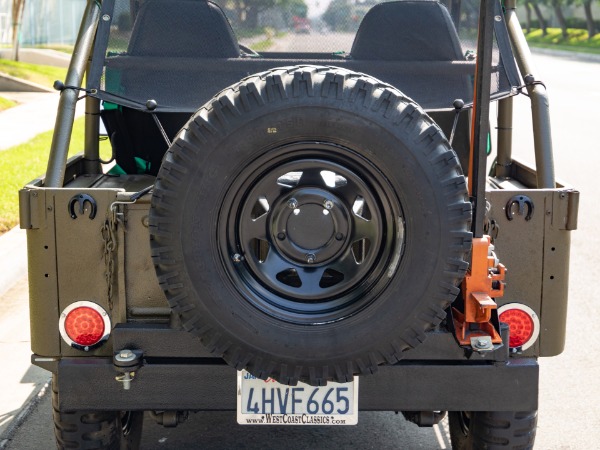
[323,199,334,210]
[288,198,298,209]
[306,253,316,264]
[335,232,344,241]
[277,232,286,240]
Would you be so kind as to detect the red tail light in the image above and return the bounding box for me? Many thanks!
[498,303,539,351]
[59,301,111,351]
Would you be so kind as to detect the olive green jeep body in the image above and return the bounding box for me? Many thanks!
[20,0,578,448]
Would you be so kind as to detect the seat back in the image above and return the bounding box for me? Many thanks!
[351,1,471,169]
[128,0,240,58]
[105,0,241,174]
[351,0,464,61]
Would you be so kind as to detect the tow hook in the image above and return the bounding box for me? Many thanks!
[114,349,143,390]
[402,411,447,427]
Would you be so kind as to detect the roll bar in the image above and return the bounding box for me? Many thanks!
[43,0,556,192]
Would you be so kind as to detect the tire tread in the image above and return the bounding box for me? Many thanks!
[150,65,472,385]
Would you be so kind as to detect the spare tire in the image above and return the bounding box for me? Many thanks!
[149,66,471,386]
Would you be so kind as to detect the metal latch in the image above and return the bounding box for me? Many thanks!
[19,188,45,229]
[114,349,143,390]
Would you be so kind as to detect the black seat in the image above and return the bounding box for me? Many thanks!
[103,0,240,174]
[128,0,240,58]
[350,1,471,168]
[351,0,464,61]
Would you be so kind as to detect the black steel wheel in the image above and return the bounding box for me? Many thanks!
[448,410,538,449]
[222,142,403,324]
[150,65,472,385]
[52,375,143,450]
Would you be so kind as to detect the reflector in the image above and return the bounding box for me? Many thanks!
[64,307,105,346]
[59,301,111,350]
[498,303,540,350]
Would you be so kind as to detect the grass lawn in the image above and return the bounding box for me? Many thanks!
[0,117,111,233]
[0,58,68,89]
[525,28,600,54]
[0,96,16,112]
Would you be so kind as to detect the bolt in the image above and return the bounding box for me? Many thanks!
[288,198,298,209]
[335,233,344,241]
[475,339,488,348]
[102,14,111,21]
[306,253,316,264]
[323,199,334,210]
[120,350,133,359]
[232,253,243,263]
[277,232,286,240]
[47,206,53,211]
[122,372,133,390]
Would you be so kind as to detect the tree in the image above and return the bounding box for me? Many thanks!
[227,0,307,30]
[10,0,26,61]
[550,0,569,38]
[524,0,533,33]
[576,0,597,38]
[322,0,352,32]
[530,0,548,35]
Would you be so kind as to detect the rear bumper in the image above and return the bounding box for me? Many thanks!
[54,357,538,412]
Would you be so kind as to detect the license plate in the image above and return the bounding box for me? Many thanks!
[237,370,358,425]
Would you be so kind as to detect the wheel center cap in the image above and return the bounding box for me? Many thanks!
[287,204,334,250]
[270,188,350,266]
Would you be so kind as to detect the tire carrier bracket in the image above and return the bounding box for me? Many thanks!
[453,236,504,347]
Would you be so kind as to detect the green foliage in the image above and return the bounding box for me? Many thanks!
[0,117,111,233]
[322,0,353,32]
[0,59,67,89]
[525,27,600,52]
[0,96,16,112]
[287,0,308,18]
[227,0,308,29]
[564,18,600,30]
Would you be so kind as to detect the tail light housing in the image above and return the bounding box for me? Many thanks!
[498,303,540,351]
[59,301,111,351]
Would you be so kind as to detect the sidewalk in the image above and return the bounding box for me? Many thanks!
[0,91,68,151]
[0,68,82,447]
[0,92,56,443]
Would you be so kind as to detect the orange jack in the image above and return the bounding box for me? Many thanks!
[453,235,505,346]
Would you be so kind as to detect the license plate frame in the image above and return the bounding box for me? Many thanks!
[237,370,358,425]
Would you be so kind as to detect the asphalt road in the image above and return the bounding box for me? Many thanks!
[3,49,600,449]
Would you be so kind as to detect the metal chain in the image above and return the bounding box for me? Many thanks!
[100,195,146,311]
[101,206,119,310]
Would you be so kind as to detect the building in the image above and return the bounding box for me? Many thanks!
[0,0,85,47]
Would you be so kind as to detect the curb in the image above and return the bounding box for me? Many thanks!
[0,72,54,93]
[0,378,51,450]
[0,49,71,68]
[530,47,600,63]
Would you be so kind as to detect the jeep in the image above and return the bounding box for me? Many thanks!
[20,0,579,448]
